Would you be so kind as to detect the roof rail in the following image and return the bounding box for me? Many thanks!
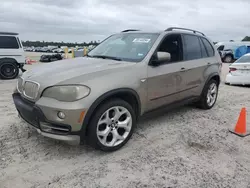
[121,29,140,32]
[0,32,19,35]
[165,27,205,36]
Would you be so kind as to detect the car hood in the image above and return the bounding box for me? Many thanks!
[22,57,135,86]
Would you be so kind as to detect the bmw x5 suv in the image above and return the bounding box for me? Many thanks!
[13,27,222,151]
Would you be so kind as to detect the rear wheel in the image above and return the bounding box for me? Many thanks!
[223,55,233,63]
[87,99,136,151]
[0,62,19,79]
[197,79,218,109]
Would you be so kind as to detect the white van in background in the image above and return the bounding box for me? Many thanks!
[215,41,250,63]
[0,32,26,79]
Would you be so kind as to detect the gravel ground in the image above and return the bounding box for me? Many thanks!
[1,63,250,188]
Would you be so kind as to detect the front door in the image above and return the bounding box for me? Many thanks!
[146,34,184,111]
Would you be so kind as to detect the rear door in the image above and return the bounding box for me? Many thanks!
[178,34,208,100]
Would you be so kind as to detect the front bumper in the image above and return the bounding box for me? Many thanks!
[225,74,250,85]
[12,93,81,144]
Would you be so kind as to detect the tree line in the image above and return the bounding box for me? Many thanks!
[21,36,250,47]
[21,40,100,47]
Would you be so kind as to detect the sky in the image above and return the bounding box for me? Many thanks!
[0,0,250,43]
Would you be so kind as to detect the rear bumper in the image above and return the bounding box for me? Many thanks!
[225,74,250,85]
[12,93,81,144]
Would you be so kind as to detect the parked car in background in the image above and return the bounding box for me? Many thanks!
[215,41,250,63]
[225,53,250,85]
[13,27,221,151]
[52,48,64,53]
[40,53,63,62]
[0,31,26,79]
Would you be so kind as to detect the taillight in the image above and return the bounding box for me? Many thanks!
[229,67,237,73]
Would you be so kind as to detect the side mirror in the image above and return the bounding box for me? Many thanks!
[150,52,171,66]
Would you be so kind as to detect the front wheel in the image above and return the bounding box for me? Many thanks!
[0,62,19,79]
[197,79,218,109]
[87,99,136,151]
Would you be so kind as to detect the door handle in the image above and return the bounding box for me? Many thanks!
[180,67,186,72]
[207,62,211,65]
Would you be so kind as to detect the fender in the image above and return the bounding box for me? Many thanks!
[80,88,141,137]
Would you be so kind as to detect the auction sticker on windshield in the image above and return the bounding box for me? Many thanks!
[133,38,151,43]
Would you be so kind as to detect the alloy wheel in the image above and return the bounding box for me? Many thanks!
[96,106,132,147]
[207,83,217,107]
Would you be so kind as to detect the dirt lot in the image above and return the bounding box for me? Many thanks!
[1,62,250,188]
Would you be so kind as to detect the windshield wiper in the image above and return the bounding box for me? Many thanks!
[90,55,122,61]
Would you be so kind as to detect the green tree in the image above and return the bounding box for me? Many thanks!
[242,36,250,41]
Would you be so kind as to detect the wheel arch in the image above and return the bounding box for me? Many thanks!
[81,88,141,137]
[0,57,19,66]
[203,73,221,92]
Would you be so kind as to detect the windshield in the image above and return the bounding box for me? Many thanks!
[235,55,250,63]
[88,33,160,62]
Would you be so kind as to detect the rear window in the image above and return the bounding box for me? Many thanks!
[235,55,250,63]
[0,36,19,49]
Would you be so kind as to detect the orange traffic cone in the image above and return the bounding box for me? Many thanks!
[229,108,249,137]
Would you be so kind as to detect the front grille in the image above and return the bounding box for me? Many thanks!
[17,77,23,93]
[23,81,39,99]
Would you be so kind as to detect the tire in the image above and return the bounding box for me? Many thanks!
[223,55,233,63]
[87,98,136,151]
[0,61,19,80]
[197,79,218,109]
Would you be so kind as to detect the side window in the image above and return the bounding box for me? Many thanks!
[157,34,183,62]
[199,38,208,58]
[17,37,22,48]
[217,45,224,51]
[201,38,215,57]
[0,36,19,49]
[183,35,201,61]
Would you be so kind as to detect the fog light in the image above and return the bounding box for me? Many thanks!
[58,111,66,119]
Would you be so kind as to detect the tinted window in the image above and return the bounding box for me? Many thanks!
[0,36,19,49]
[183,35,201,60]
[201,38,214,57]
[199,38,208,58]
[157,34,183,62]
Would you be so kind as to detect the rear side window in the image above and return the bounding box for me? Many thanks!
[201,38,215,57]
[199,38,208,58]
[17,37,22,48]
[0,36,19,49]
[183,34,202,61]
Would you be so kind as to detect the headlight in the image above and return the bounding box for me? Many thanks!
[42,85,90,102]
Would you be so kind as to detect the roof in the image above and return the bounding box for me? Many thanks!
[0,32,19,35]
